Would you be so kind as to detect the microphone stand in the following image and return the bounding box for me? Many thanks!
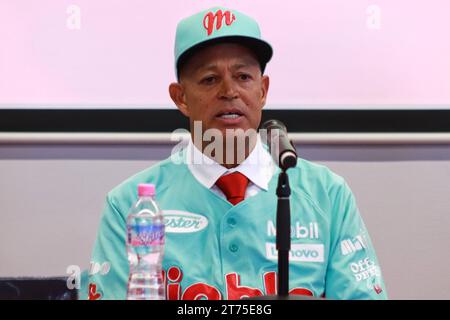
[246,168,317,300]
[276,169,291,297]
[246,126,318,300]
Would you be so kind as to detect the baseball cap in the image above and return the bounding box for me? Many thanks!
[174,7,273,79]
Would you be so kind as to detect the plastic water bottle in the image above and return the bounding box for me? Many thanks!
[126,183,165,300]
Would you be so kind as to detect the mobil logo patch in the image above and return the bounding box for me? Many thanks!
[163,210,208,233]
[266,243,324,262]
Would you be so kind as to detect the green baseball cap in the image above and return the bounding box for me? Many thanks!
[174,7,273,79]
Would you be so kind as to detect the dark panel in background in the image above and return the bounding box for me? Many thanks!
[0,109,449,133]
[0,277,77,300]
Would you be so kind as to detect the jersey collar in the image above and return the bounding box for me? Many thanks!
[186,135,276,191]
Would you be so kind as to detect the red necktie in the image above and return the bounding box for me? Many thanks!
[215,172,249,205]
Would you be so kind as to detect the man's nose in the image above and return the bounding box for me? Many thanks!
[218,76,238,100]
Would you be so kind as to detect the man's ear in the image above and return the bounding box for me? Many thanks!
[169,82,189,117]
[260,75,270,108]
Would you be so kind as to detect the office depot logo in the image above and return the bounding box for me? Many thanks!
[350,257,380,282]
[163,210,208,233]
[266,243,324,262]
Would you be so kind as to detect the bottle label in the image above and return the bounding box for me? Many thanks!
[128,224,165,246]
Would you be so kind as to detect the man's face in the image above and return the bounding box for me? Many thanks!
[169,43,270,137]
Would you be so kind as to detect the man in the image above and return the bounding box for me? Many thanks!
[85,7,387,300]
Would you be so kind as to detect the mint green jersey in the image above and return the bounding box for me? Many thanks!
[84,150,387,300]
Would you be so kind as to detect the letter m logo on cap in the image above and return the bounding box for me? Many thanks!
[203,10,236,36]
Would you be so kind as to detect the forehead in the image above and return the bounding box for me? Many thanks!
[184,42,260,73]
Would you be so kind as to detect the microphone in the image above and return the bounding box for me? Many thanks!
[261,119,297,170]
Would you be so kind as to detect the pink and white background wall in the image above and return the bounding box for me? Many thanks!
[1,0,449,108]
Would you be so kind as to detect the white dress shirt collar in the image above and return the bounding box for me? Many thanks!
[186,135,276,191]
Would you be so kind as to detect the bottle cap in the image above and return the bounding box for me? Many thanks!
[138,183,155,197]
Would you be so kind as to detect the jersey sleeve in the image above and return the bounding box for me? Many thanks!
[325,181,388,299]
[85,194,129,300]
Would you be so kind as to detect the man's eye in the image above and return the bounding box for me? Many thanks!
[201,76,216,84]
[238,74,251,81]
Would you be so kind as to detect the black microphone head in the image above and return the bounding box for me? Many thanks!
[261,119,298,171]
[280,150,297,169]
[261,119,287,132]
